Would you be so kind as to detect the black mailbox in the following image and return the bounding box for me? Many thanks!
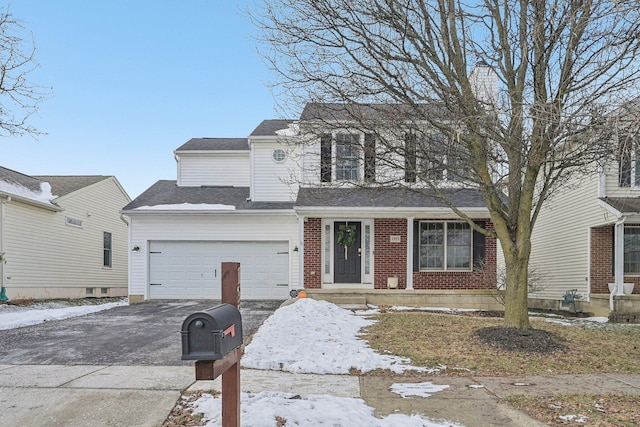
[181,304,243,361]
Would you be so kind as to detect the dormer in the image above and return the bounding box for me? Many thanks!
[175,138,250,187]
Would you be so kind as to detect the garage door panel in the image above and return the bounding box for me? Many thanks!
[149,241,289,300]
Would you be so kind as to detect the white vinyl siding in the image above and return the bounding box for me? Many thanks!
[127,212,299,299]
[250,142,300,202]
[177,154,250,187]
[604,160,640,198]
[529,172,604,300]
[2,178,130,298]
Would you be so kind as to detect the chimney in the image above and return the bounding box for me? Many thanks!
[469,60,498,107]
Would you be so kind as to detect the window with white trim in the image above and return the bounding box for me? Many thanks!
[103,232,112,268]
[619,134,640,187]
[335,133,360,181]
[624,226,640,274]
[419,221,472,271]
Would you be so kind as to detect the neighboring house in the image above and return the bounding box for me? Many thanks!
[0,166,131,300]
[122,103,500,309]
[529,113,640,316]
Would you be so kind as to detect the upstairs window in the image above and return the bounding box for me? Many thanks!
[103,232,112,268]
[619,134,640,187]
[335,133,360,181]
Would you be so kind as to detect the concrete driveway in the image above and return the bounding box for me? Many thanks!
[0,299,281,365]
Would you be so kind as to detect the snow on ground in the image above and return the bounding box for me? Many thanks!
[241,298,442,375]
[7,297,623,426]
[0,300,128,330]
[192,391,462,427]
[390,382,450,398]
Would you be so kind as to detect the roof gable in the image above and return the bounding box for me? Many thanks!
[33,175,110,197]
[175,138,249,152]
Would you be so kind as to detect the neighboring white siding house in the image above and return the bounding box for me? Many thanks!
[0,167,131,300]
[529,118,640,316]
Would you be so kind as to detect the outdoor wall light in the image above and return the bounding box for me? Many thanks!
[132,245,141,252]
[293,246,299,252]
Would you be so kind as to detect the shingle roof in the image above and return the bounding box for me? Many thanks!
[600,197,640,214]
[0,166,41,193]
[175,138,249,151]
[33,175,109,197]
[250,119,295,137]
[299,103,447,122]
[295,187,488,208]
[122,180,294,211]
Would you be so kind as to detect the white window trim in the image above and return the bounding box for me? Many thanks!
[419,220,473,272]
[333,132,363,183]
[624,225,640,275]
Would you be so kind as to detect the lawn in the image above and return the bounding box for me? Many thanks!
[363,310,640,426]
[363,311,640,376]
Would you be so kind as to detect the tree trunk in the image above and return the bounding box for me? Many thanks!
[502,245,532,329]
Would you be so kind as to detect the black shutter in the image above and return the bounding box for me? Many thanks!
[404,132,417,183]
[413,220,420,271]
[321,134,332,182]
[473,221,486,270]
[364,133,376,182]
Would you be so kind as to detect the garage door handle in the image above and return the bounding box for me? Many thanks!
[277,283,288,286]
[277,251,289,254]
[214,269,217,278]
[150,283,162,286]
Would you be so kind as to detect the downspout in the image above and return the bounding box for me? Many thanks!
[611,219,626,311]
[406,217,414,290]
[0,196,8,301]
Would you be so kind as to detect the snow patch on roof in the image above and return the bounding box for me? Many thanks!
[134,203,236,211]
[275,122,299,137]
[0,180,57,204]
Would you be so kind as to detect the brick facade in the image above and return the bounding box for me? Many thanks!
[303,218,322,288]
[303,217,497,290]
[590,225,640,294]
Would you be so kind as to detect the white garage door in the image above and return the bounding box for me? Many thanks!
[149,241,290,300]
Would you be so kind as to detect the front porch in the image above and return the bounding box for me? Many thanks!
[304,288,505,311]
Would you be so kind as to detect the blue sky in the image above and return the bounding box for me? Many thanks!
[3,1,280,199]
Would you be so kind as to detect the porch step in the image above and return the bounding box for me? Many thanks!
[332,296,368,311]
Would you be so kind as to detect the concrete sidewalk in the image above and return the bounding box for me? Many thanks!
[2,364,640,426]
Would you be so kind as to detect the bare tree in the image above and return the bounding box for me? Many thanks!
[0,7,49,137]
[250,0,640,328]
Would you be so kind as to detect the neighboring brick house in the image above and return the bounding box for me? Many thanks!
[123,102,499,308]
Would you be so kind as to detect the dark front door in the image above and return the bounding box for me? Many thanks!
[334,221,361,283]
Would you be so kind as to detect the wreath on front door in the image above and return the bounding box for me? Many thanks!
[337,225,357,259]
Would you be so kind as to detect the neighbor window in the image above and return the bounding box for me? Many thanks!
[103,232,112,268]
[624,226,640,274]
[419,221,471,270]
[618,134,640,187]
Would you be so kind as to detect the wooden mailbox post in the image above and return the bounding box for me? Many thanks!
[194,262,241,427]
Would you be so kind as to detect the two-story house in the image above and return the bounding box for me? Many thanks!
[529,107,640,317]
[122,103,500,308]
